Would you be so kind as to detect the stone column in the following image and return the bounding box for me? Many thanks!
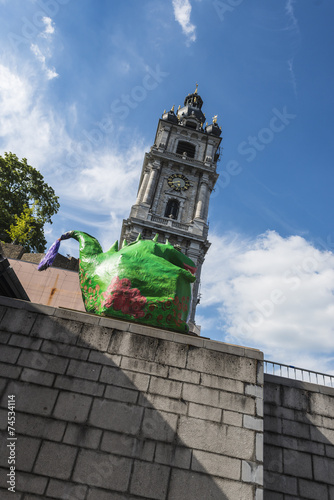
[136,169,150,204]
[202,184,211,222]
[205,143,213,162]
[194,180,209,220]
[159,127,169,148]
[152,166,168,213]
[143,163,160,204]
[189,259,203,324]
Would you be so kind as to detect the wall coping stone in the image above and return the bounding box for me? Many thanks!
[265,373,334,396]
[0,295,263,361]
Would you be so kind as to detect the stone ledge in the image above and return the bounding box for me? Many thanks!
[0,296,263,361]
[264,374,334,396]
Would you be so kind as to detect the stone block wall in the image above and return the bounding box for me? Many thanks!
[0,242,25,260]
[264,373,334,499]
[0,296,263,500]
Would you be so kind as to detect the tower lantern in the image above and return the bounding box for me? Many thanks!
[120,87,222,332]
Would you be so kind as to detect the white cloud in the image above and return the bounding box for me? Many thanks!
[0,62,146,256]
[285,0,298,28]
[29,17,58,79]
[61,142,146,213]
[199,230,334,372]
[172,0,196,45]
[42,140,147,260]
[0,64,30,116]
[41,16,55,36]
[45,67,58,80]
[287,57,297,96]
[30,43,58,80]
[0,64,68,167]
[285,0,300,95]
[30,43,45,63]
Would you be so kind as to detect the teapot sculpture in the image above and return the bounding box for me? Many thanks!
[38,231,197,333]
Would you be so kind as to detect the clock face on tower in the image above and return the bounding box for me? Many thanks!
[168,173,190,192]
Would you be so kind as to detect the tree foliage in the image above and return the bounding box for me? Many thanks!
[0,152,60,252]
[6,202,38,247]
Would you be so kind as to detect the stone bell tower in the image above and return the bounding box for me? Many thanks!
[121,85,222,330]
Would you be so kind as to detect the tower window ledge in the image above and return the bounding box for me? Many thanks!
[153,148,201,166]
[148,213,190,231]
[172,152,202,166]
[171,221,189,231]
[149,214,169,225]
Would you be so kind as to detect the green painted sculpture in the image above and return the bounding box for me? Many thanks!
[38,231,197,333]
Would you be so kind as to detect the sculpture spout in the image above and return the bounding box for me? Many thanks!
[70,230,103,259]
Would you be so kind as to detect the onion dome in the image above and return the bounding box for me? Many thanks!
[177,84,205,129]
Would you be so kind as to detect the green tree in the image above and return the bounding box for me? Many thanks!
[6,202,38,248]
[0,152,60,252]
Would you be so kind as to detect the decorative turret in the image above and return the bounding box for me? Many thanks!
[184,83,204,109]
[177,84,205,130]
[205,115,222,137]
[165,85,221,137]
[162,105,178,124]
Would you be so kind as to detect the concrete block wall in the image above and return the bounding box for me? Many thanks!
[264,374,334,499]
[0,296,263,500]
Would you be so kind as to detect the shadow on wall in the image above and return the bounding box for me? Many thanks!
[264,374,334,499]
[0,299,255,500]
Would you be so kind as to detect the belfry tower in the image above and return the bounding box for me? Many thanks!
[121,86,222,330]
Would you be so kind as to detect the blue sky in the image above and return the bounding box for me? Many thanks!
[1,0,334,374]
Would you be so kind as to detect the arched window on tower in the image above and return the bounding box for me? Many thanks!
[176,141,195,159]
[164,199,180,220]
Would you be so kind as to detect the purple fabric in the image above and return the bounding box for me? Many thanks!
[38,231,73,271]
